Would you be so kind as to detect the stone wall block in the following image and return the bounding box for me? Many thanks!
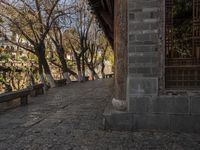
[169,115,200,133]
[129,52,158,64]
[129,96,152,113]
[129,44,158,52]
[152,96,189,114]
[191,96,200,115]
[129,77,158,96]
[110,113,133,130]
[129,0,160,10]
[133,114,170,130]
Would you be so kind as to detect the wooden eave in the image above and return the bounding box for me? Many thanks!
[89,0,114,47]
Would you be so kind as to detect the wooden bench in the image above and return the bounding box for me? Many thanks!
[29,84,44,97]
[55,79,67,87]
[105,74,114,78]
[0,89,31,106]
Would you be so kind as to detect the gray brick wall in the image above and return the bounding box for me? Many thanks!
[128,0,160,98]
[104,95,200,132]
[103,0,200,133]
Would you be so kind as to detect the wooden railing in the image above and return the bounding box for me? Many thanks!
[105,74,114,78]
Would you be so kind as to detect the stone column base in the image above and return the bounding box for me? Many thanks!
[112,98,127,111]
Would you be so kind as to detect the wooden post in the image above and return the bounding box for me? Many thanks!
[112,0,128,111]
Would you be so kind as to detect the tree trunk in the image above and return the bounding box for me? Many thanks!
[38,60,47,93]
[91,74,94,80]
[29,71,35,85]
[82,55,86,82]
[89,66,99,80]
[56,46,71,83]
[93,71,99,80]
[101,63,105,78]
[66,68,78,79]
[76,58,82,82]
[86,62,99,80]
[39,61,45,84]
[36,43,56,88]
[2,72,12,92]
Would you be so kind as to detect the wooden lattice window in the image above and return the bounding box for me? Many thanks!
[165,0,200,89]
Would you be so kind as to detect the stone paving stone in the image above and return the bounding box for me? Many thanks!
[0,79,200,150]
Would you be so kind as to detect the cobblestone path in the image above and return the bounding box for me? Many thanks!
[0,79,200,150]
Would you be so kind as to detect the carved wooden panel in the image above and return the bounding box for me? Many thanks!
[165,0,200,89]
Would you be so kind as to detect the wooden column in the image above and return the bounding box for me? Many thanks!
[112,0,128,111]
